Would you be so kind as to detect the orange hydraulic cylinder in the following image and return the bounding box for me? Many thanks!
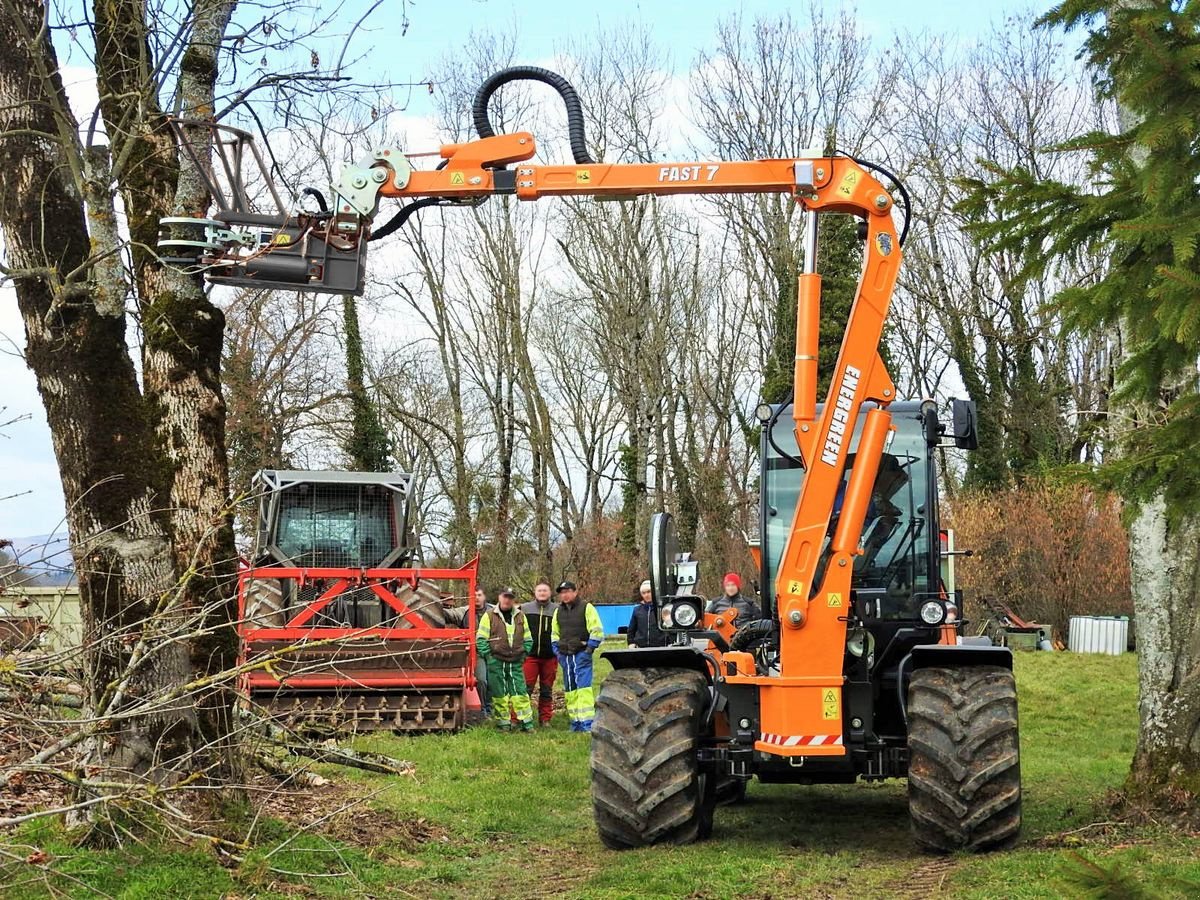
[793,274,821,425]
[831,407,891,555]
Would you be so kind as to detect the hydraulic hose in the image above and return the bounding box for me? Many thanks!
[471,65,594,165]
[766,394,804,468]
[300,187,328,213]
[730,619,776,653]
[368,160,451,242]
[368,196,445,242]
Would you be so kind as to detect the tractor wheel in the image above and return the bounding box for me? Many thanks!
[392,579,447,628]
[591,667,711,849]
[907,665,1022,853]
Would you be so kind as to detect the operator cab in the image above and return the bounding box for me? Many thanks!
[759,401,943,624]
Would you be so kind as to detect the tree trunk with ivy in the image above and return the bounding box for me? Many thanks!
[342,294,393,471]
[0,0,241,806]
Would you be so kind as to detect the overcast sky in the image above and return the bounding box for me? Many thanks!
[0,0,1037,540]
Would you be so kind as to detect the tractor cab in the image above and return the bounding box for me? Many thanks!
[752,399,978,744]
[759,400,943,626]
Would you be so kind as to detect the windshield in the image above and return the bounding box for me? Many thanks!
[275,484,396,568]
[761,405,934,618]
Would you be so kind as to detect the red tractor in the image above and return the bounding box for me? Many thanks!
[238,469,479,733]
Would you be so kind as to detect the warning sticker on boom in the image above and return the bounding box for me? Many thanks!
[576,169,591,184]
[822,689,840,720]
[827,593,843,608]
[449,171,465,186]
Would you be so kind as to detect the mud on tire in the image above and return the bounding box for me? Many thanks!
[907,665,1022,852]
[591,667,710,849]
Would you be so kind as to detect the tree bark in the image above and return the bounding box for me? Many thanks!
[0,0,199,788]
[135,0,242,783]
[1126,495,1200,792]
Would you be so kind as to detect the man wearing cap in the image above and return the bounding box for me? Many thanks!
[627,579,665,648]
[707,572,762,624]
[476,588,534,731]
[550,581,604,732]
[520,579,559,726]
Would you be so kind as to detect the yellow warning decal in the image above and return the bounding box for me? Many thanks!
[822,688,840,720]
[271,233,291,244]
[787,580,803,596]
[449,171,465,186]
[827,592,843,608]
[576,169,591,184]
[836,169,859,197]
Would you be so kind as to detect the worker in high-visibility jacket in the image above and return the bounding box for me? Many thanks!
[550,581,604,732]
[476,587,535,731]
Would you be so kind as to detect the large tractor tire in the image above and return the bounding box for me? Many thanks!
[391,579,447,628]
[907,665,1022,853]
[591,667,712,849]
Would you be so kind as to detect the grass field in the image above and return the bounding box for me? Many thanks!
[3,650,1198,899]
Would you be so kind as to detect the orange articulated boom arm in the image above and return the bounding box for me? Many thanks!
[375,134,903,617]
[377,132,813,202]
[372,130,901,753]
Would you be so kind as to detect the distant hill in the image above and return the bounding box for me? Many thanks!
[0,532,74,587]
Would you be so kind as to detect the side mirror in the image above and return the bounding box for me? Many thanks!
[920,400,941,448]
[950,398,979,450]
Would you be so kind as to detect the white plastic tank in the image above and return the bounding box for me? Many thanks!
[1068,616,1129,655]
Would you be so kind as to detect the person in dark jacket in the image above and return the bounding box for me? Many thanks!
[551,581,603,732]
[519,579,559,726]
[706,572,761,623]
[627,579,665,648]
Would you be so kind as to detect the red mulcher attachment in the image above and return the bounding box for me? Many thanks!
[238,470,480,734]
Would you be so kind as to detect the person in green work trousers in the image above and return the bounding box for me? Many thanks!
[476,587,535,731]
[550,581,604,732]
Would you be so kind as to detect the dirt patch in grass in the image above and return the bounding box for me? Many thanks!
[246,773,450,852]
[326,808,450,852]
[1102,785,1200,832]
[900,857,959,897]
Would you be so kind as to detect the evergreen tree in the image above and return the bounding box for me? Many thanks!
[959,0,1200,798]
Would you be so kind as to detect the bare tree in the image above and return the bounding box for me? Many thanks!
[885,22,1107,485]
[0,0,404,825]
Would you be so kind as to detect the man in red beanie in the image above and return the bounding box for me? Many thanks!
[707,571,762,623]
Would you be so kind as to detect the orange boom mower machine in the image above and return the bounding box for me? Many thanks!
[167,67,1019,851]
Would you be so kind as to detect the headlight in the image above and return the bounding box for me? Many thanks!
[919,600,946,625]
[673,602,700,628]
[849,628,868,657]
[754,402,773,424]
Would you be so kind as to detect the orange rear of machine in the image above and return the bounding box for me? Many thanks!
[171,65,1021,854]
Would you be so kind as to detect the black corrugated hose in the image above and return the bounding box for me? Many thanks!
[730,619,776,653]
[471,65,594,165]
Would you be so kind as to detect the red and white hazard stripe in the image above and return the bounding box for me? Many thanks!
[759,732,843,747]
